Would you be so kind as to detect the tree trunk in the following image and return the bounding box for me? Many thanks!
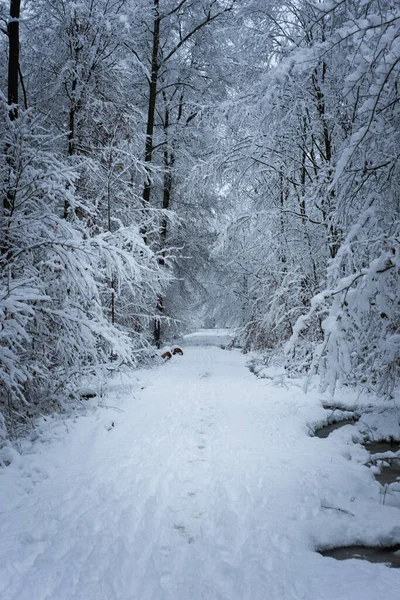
[7,0,20,121]
[153,104,174,348]
[154,293,163,348]
[312,64,340,258]
[146,1,162,345]
[160,98,174,262]
[142,0,160,208]
[3,0,21,226]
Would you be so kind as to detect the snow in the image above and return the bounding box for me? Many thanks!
[181,328,235,347]
[1,345,400,599]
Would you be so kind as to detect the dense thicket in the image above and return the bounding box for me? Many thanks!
[1,0,398,440]
[211,0,399,396]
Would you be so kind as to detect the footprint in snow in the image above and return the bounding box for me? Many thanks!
[160,545,171,557]
[173,524,195,544]
[199,372,210,379]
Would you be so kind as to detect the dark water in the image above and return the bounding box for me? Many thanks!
[375,463,400,485]
[365,441,400,454]
[314,418,358,439]
[322,404,359,412]
[363,440,400,485]
[320,544,400,568]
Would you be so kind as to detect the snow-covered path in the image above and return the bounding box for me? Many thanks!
[1,347,400,600]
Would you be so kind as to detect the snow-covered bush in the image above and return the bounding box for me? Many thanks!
[0,102,167,439]
[286,1,400,395]
[208,0,399,395]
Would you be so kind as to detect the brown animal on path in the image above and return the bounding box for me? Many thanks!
[161,351,172,360]
[172,347,183,356]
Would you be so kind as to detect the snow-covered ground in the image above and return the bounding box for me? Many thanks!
[1,344,400,600]
[181,328,234,347]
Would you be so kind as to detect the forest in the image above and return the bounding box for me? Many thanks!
[1,0,399,439]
